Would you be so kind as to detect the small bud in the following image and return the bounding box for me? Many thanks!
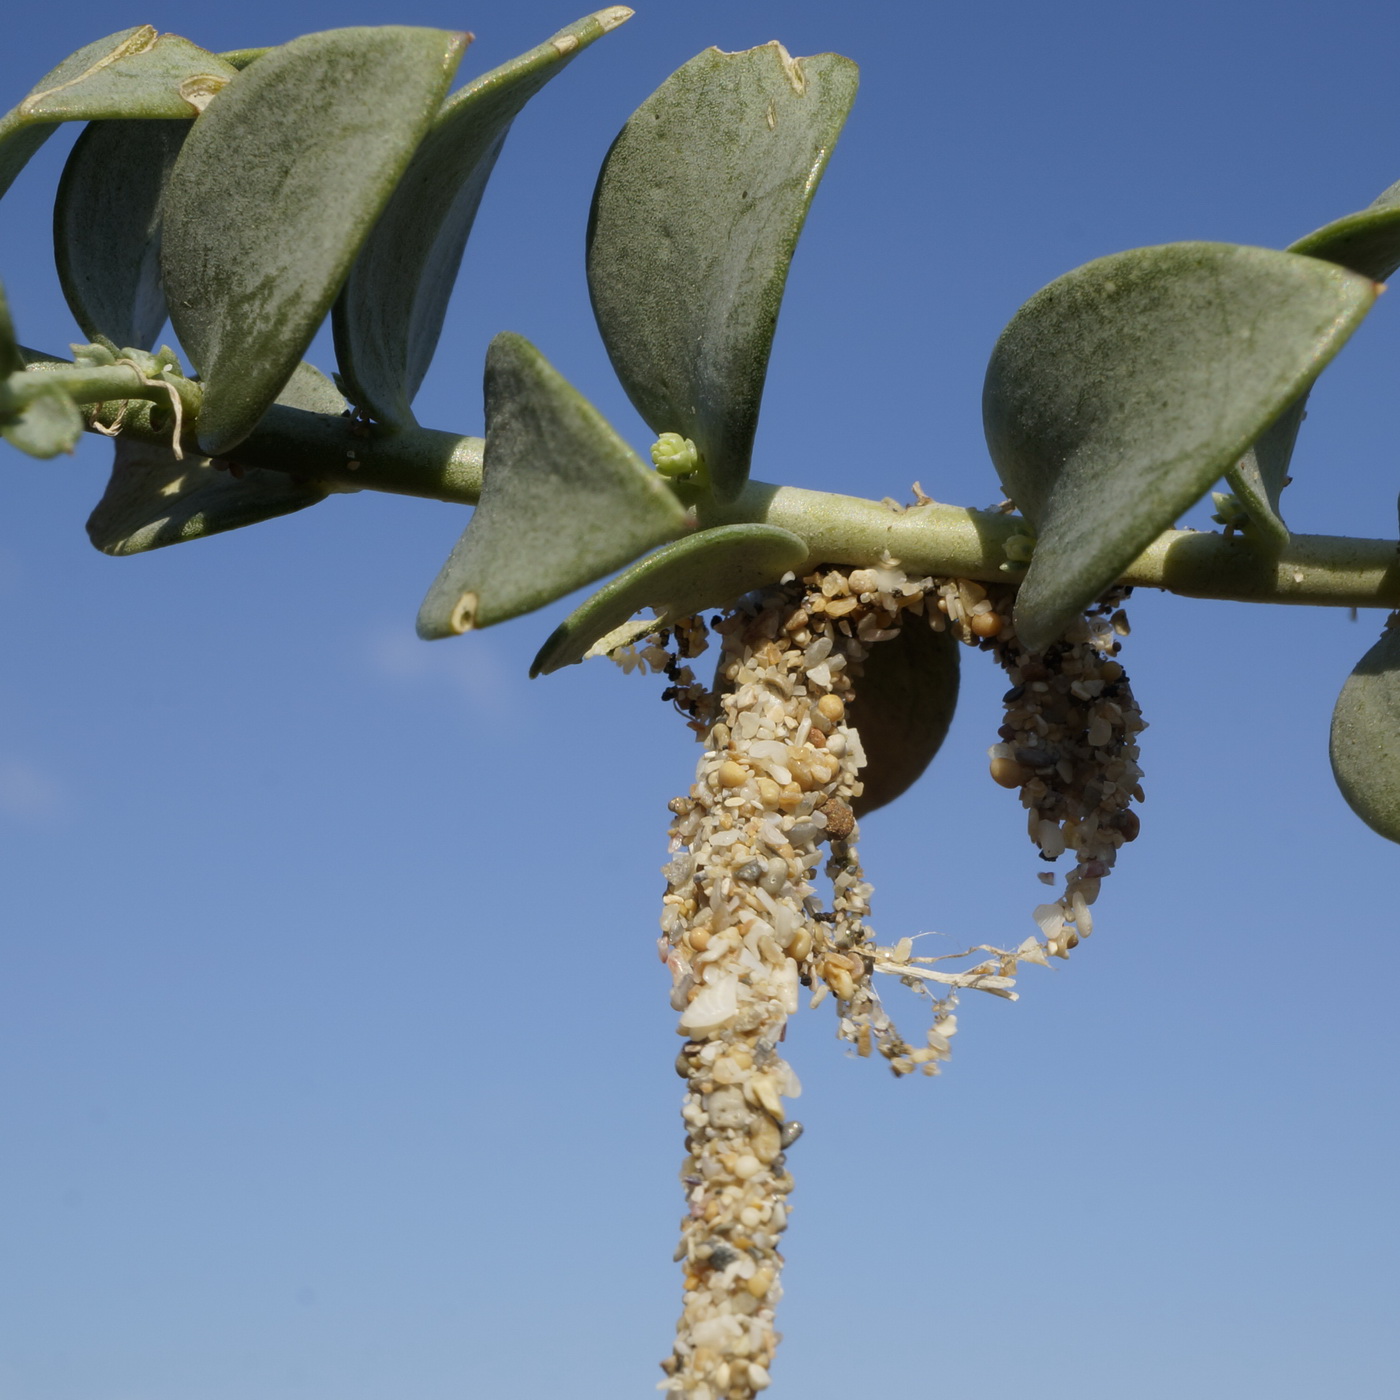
[1002,530,1037,564]
[651,431,701,477]
[1210,490,1250,529]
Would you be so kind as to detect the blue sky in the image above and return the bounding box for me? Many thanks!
[1,2,1397,1397]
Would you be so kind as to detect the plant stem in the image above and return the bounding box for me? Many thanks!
[232,405,484,504]
[712,482,1400,611]
[77,390,485,504]
[70,396,1400,610]
[18,360,203,424]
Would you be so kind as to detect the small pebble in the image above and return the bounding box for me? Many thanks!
[989,757,1027,788]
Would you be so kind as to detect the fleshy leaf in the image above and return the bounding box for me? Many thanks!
[335,8,631,428]
[85,362,343,554]
[417,333,688,638]
[531,523,808,676]
[1225,180,1400,542]
[0,280,22,376]
[983,243,1376,653]
[0,28,235,200]
[587,42,858,501]
[1223,397,1306,547]
[849,620,960,817]
[161,26,468,457]
[1290,186,1400,283]
[1,382,84,458]
[1330,623,1400,843]
[1,309,84,458]
[55,119,188,349]
[218,50,270,72]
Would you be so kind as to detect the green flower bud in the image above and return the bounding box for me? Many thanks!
[651,431,700,478]
[1210,491,1250,529]
[1001,530,1037,570]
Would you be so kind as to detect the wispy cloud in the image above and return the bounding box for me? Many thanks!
[362,623,517,710]
[0,757,65,825]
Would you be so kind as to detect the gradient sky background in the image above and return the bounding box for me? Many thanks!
[1,2,1397,1397]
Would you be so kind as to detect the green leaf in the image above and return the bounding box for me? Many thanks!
[55,118,188,349]
[1,321,84,454]
[983,243,1376,653]
[85,361,342,554]
[417,333,688,638]
[849,621,960,817]
[587,42,858,501]
[0,280,22,376]
[218,50,270,72]
[1,381,83,458]
[0,27,236,200]
[531,523,808,676]
[1222,396,1306,546]
[1289,187,1400,283]
[1224,179,1400,542]
[160,26,468,457]
[335,8,631,428]
[1330,623,1400,844]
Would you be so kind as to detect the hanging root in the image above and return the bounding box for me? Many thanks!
[968,587,1146,957]
[653,566,980,1397]
[657,579,859,1398]
[633,563,1147,1397]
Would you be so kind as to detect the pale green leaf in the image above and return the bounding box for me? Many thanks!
[1,382,84,458]
[983,243,1376,653]
[85,361,342,554]
[218,50,270,72]
[587,42,858,501]
[1330,623,1400,844]
[335,8,631,428]
[531,523,808,676]
[1223,396,1306,546]
[417,333,687,638]
[266,359,348,418]
[0,28,235,200]
[1225,180,1400,543]
[55,119,188,349]
[850,620,960,816]
[0,280,21,376]
[1290,187,1400,283]
[161,26,467,457]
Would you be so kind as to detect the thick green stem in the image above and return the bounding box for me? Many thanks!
[232,405,484,503]
[710,482,1400,610]
[61,382,1400,611]
[73,383,483,503]
[17,359,203,424]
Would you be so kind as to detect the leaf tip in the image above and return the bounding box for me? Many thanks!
[448,592,478,635]
[178,74,230,113]
[416,590,477,640]
[595,7,635,32]
[1010,606,1060,659]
